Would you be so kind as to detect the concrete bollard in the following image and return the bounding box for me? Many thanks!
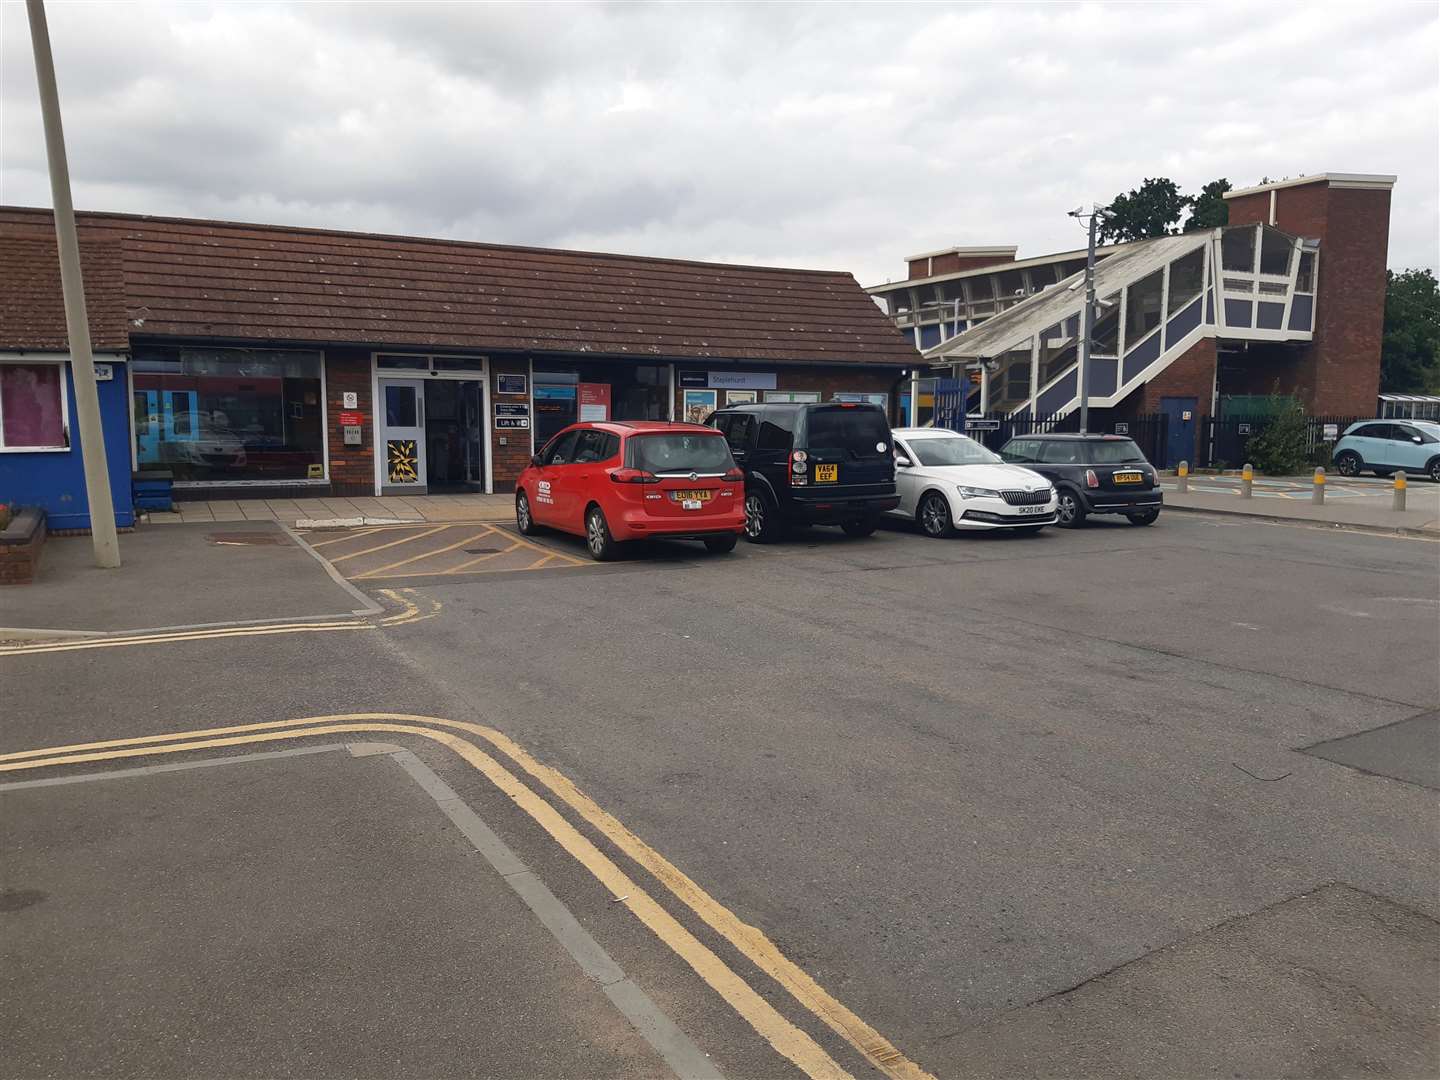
[1177,460,1189,493]
[1394,470,1408,512]
[1241,463,1254,498]
[1312,466,1326,505]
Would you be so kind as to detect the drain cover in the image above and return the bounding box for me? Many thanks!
[207,532,284,546]
[463,547,501,555]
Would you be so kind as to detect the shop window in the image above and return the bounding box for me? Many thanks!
[1221,226,1257,273]
[1124,269,1164,348]
[1296,252,1316,292]
[1167,249,1204,315]
[1259,228,1293,277]
[131,347,324,482]
[432,356,485,372]
[0,362,67,449]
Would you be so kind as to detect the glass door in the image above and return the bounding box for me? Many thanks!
[379,378,427,493]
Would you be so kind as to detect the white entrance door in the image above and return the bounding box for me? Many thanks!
[379,378,427,493]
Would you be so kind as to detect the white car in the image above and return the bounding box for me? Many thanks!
[890,428,1058,537]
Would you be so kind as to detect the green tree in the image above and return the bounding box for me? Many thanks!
[1381,268,1440,393]
[1098,177,1190,243]
[1246,398,1309,474]
[1184,178,1231,231]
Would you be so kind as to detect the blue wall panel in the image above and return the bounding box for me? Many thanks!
[919,324,942,349]
[1090,357,1118,397]
[1164,296,1203,351]
[1257,302,1285,330]
[1288,294,1313,331]
[0,361,134,530]
[1122,329,1162,384]
[1224,299,1253,327]
[1036,367,1077,416]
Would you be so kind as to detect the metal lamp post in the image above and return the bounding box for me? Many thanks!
[1067,204,1110,436]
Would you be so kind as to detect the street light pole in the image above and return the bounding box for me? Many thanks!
[1073,205,1103,436]
[26,0,120,568]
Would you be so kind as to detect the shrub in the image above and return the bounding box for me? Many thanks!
[1246,400,1310,474]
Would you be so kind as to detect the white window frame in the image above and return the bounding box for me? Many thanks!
[0,354,72,453]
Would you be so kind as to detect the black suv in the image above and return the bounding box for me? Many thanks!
[709,402,899,541]
[999,433,1162,527]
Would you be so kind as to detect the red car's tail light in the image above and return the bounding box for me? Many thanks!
[1085,469,1099,488]
[609,468,659,484]
[722,467,744,482]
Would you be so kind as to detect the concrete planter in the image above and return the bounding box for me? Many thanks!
[0,507,47,585]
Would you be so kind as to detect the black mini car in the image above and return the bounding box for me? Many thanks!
[708,402,900,541]
[998,433,1162,527]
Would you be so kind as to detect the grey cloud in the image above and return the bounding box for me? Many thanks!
[1,0,1435,290]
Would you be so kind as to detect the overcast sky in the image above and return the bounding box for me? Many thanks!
[2,1,1436,287]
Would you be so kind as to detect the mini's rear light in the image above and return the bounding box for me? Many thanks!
[1085,469,1099,488]
[610,468,659,484]
[722,467,745,482]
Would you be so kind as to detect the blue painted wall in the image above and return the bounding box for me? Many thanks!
[0,360,135,530]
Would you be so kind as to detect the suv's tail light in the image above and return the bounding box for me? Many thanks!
[610,468,659,484]
[722,467,744,482]
[788,450,808,485]
[1085,469,1100,488]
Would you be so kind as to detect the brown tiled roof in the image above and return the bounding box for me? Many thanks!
[0,213,128,352]
[0,207,918,367]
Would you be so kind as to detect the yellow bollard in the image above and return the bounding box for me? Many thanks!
[1394,470,1408,512]
[1241,463,1253,498]
[1177,460,1189,493]
[1312,466,1325,505]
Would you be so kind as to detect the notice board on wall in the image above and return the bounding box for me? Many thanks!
[578,383,611,422]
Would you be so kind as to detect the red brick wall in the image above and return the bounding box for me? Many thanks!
[1138,337,1217,414]
[325,348,374,495]
[1226,180,1389,415]
[490,363,533,492]
[909,253,1016,279]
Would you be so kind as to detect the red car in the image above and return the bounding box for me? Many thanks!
[515,421,746,560]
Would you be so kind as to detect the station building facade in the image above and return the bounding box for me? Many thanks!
[867,173,1396,461]
[0,208,918,525]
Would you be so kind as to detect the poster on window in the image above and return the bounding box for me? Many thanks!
[683,388,718,424]
[725,389,758,405]
[578,382,610,422]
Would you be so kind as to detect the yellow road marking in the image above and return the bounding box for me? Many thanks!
[305,526,390,548]
[528,554,556,569]
[498,527,591,567]
[0,713,934,1079]
[0,591,437,658]
[354,527,499,579]
[0,719,858,1080]
[327,525,449,564]
[446,540,523,574]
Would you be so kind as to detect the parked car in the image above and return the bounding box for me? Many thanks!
[708,402,900,542]
[515,421,745,560]
[999,433,1163,527]
[889,428,1056,537]
[1332,420,1440,481]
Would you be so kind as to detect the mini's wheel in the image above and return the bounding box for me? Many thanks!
[1127,508,1160,526]
[1055,489,1087,528]
[515,491,538,535]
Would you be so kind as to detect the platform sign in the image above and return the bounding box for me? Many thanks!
[967,418,1001,431]
[495,403,530,418]
[496,417,530,430]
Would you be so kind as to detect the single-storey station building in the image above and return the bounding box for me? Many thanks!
[0,208,918,527]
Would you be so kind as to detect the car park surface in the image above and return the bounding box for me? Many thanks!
[515,421,745,560]
[1000,432,1164,527]
[709,401,899,542]
[890,427,1057,536]
[1332,419,1440,481]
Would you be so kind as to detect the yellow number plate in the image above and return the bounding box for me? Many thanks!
[1114,471,1143,484]
[670,489,713,502]
[814,464,838,482]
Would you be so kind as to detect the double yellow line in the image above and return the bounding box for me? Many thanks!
[0,589,439,658]
[0,713,933,1080]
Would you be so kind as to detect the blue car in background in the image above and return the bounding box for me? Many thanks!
[1332,420,1440,482]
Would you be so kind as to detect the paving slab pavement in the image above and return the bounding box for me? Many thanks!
[1162,474,1440,534]
[0,520,373,635]
[147,493,516,526]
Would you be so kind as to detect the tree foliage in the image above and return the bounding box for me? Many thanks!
[1185,178,1231,231]
[1098,176,1232,243]
[1381,268,1440,393]
[1246,398,1310,474]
